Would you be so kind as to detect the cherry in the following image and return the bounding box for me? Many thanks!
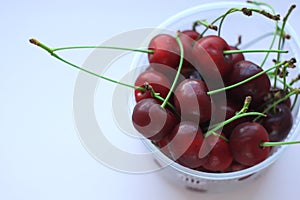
[174,79,212,123]
[181,30,200,40]
[179,67,203,80]
[261,103,293,142]
[230,122,270,166]
[211,100,252,138]
[132,98,178,142]
[226,60,271,105]
[148,34,180,69]
[178,30,200,70]
[202,133,233,171]
[192,35,233,80]
[223,160,248,173]
[134,70,171,102]
[229,45,245,65]
[262,87,291,109]
[167,121,207,168]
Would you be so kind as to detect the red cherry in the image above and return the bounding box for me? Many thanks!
[181,30,200,40]
[230,122,270,166]
[229,45,245,65]
[192,35,233,80]
[174,79,211,123]
[261,103,293,142]
[132,98,178,142]
[223,160,248,173]
[134,70,171,102]
[148,34,180,69]
[167,121,207,168]
[202,133,233,171]
[226,60,271,105]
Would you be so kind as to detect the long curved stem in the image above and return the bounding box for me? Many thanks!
[161,32,184,109]
[207,61,286,95]
[53,45,154,54]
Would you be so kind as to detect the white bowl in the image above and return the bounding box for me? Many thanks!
[131,1,300,193]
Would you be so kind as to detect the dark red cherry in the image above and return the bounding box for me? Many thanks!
[132,98,178,142]
[167,121,207,168]
[178,31,199,70]
[192,35,233,80]
[146,63,186,87]
[202,133,233,171]
[262,87,291,109]
[134,70,171,102]
[230,122,270,166]
[148,34,180,69]
[261,103,293,142]
[212,100,253,138]
[181,30,200,40]
[179,67,203,80]
[223,160,248,173]
[229,45,245,65]
[174,79,211,123]
[226,60,271,105]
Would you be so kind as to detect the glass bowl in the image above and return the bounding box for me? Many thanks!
[130,1,300,193]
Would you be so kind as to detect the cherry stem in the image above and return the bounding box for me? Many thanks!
[223,49,288,55]
[261,140,300,147]
[145,83,178,114]
[193,20,217,32]
[212,131,229,142]
[274,4,296,89]
[246,1,279,68]
[216,7,279,37]
[29,38,146,91]
[53,45,154,54]
[205,96,266,138]
[253,88,299,122]
[160,32,184,109]
[207,60,288,95]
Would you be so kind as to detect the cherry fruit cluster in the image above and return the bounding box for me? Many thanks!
[132,5,298,173]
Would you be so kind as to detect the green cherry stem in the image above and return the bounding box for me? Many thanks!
[246,1,279,67]
[223,49,288,55]
[193,20,218,32]
[207,60,287,95]
[53,45,154,54]
[261,140,300,147]
[160,31,184,109]
[216,7,279,37]
[29,39,143,91]
[274,4,296,89]
[253,88,299,122]
[204,96,266,138]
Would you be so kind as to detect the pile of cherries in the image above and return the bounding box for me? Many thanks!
[131,14,298,172]
[29,2,299,174]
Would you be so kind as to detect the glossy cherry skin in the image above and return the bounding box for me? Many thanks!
[261,103,293,142]
[229,45,245,65]
[167,121,207,168]
[202,133,233,171]
[181,30,200,40]
[134,70,171,102]
[226,60,271,105]
[174,79,211,123]
[180,67,203,80]
[179,30,201,69]
[192,35,233,80]
[132,98,178,142]
[148,34,180,69]
[222,160,248,173]
[230,122,270,166]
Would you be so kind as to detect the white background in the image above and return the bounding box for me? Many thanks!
[1,0,300,199]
